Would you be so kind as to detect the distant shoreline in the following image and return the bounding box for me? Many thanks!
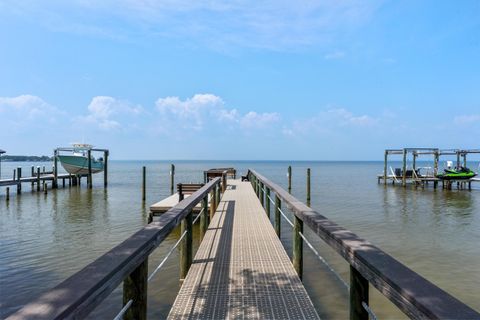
[1,155,53,162]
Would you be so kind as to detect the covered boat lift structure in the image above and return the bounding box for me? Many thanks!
[380,147,480,189]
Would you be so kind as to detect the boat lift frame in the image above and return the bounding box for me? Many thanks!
[55,147,109,189]
[382,147,480,188]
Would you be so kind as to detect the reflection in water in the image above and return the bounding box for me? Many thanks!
[0,160,479,318]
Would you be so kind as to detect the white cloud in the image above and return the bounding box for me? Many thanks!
[80,96,143,130]
[0,94,58,120]
[454,114,480,125]
[155,93,279,133]
[3,0,383,50]
[283,107,377,137]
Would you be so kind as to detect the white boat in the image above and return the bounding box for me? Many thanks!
[57,144,104,175]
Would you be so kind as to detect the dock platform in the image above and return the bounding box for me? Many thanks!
[150,193,205,214]
[168,179,319,319]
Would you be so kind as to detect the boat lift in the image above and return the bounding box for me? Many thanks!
[380,147,480,189]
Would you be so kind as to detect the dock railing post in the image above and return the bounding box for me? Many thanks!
[37,167,41,192]
[275,194,281,237]
[180,211,193,280]
[260,182,264,207]
[17,167,22,194]
[178,183,184,201]
[104,150,108,188]
[87,149,92,189]
[383,151,388,185]
[288,166,292,193]
[265,187,271,219]
[350,265,369,320]
[306,168,311,207]
[53,149,58,189]
[402,149,407,187]
[215,184,220,208]
[293,215,303,280]
[200,195,208,240]
[209,189,216,220]
[123,258,148,320]
[170,164,175,195]
[142,166,146,201]
[31,166,34,190]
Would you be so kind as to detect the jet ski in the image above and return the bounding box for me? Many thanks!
[436,167,477,180]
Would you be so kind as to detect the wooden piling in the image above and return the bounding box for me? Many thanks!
[6,187,9,201]
[434,152,439,189]
[37,167,41,192]
[104,150,109,187]
[350,265,369,320]
[402,149,407,187]
[209,189,216,220]
[265,187,271,219]
[62,178,65,188]
[31,166,34,190]
[43,181,47,194]
[306,168,311,207]
[383,151,388,185]
[170,164,175,195]
[180,211,193,280]
[259,182,264,207]
[288,166,292,193]
[200,195,209,240]
[123,258,148,320]
[142,166,146,201]
[53,149,58,189]
[293,215,303,280]
[275,194,281,238]
[87,149,92,189]
[17,167,22,194]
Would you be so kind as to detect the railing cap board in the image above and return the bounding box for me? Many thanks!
[249,169,480,320]
[7,178,221,320]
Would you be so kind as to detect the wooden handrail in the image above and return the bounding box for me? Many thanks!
[248,169,479,320]
[8,177,222,320]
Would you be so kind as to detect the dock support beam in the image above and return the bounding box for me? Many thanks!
[293,216,303,280]
[87,149,92,189]
[209,189,216,220]
[53,149,58,189]
[123,258,148,320]
[200,195,209,240]
[170,164,175,195]
[36,167,41,192]
[104,150,109,187]
[259,182,264,207]
[288,166,292,193]
[350,265,369,320]
[265,187,271,219]
[17,167,21,194]
[306,168,311,207]
[274,195,281,238]
[383,151,388,185]
[142,166,146,202]
[180,211,193,280]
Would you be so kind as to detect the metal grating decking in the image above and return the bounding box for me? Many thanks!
[168,180,319,320]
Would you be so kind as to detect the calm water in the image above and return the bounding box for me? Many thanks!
[1,160,479,319]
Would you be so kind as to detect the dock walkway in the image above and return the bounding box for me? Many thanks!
[168,179,319,319]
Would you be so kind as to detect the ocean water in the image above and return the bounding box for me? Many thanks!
[1,160,479,319]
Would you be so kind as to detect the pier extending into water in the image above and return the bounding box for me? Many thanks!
[0,147,109,200]
[6,169,480,320]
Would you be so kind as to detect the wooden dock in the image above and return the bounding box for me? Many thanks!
[7,170,480,320]
[168,180,318,319]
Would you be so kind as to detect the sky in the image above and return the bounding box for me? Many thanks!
[0,0,479,160]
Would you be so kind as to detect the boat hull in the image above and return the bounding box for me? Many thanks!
[58,155,104,175]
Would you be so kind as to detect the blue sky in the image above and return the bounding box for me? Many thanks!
[0,0,479,160]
